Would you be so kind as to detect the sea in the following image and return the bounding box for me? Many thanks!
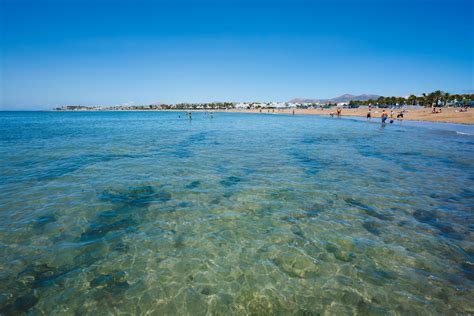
[0,111,473,314]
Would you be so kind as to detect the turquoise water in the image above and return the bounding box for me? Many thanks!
[0,111,473,315]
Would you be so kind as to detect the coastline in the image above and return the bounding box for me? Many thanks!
[220,107,474,125]
[48,107,474,125]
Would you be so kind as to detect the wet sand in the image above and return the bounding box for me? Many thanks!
[223,107,474,125]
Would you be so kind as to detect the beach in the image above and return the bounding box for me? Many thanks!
[223,107,474,125]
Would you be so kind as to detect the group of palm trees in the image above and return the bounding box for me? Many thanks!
[349,90,473,107]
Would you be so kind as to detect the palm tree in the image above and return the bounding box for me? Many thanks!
[422,93,428,107]
[377,96,385,106]
[443,92,450,106]
[408,95,417,105]
[433,90,443,106]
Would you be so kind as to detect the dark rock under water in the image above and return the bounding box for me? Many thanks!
[1,293,39,314]
[219,176,241,187]
[90,271,127,289]
[344,197,394,221]
[363,221,382,236]
[80,217,138,242]
[413,209,464,240]
[33,215,57,228]
[101,186,172,206]
[186,180,201,189]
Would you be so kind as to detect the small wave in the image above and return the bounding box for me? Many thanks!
[456,131,473,136]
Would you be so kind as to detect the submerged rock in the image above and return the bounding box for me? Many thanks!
[413,210,463,240]
[185,181,201,189]
[12,294,38,312]
[413,209,437,225]
[90,271,127,289]
[281,216,299,224]
[344,198,375,212]
[270,249,319,279]
[363,208,393,221]
[344,197,393,221]
[219,176,241,187]
[80,218,137,242]
[18,263,68,288]
[325,242,355,262]
[33,215,57,228]
[101,186,171,206]
[1,293,39,314]
[291,225,306,239]
[363,221,382,236]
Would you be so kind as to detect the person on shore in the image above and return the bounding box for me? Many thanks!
[390,110,394,119]
[330,112,335,117]
[292,109,295,115]
[367,110,371,120]
[336,108,342,117]
[397,112,404,120]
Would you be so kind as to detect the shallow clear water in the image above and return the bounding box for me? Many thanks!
[0,111,473,315]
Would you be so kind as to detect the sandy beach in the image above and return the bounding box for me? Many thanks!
[222,107,474,125]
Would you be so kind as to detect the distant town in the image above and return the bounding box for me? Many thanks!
[53,91,474,111]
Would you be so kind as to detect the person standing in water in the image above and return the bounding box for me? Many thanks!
[367,109,371,120]
[381,110,388,124]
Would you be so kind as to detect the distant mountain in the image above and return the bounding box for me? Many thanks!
[289,94,380,104]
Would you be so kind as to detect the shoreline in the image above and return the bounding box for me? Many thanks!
[47,107,474,125]
[219,108,474,125]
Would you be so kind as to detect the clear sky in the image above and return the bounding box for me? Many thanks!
[1,0,473,109]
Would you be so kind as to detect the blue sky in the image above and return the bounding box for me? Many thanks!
[1,0,473,109]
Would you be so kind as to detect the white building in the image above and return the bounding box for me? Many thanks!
[235,102,250,109]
